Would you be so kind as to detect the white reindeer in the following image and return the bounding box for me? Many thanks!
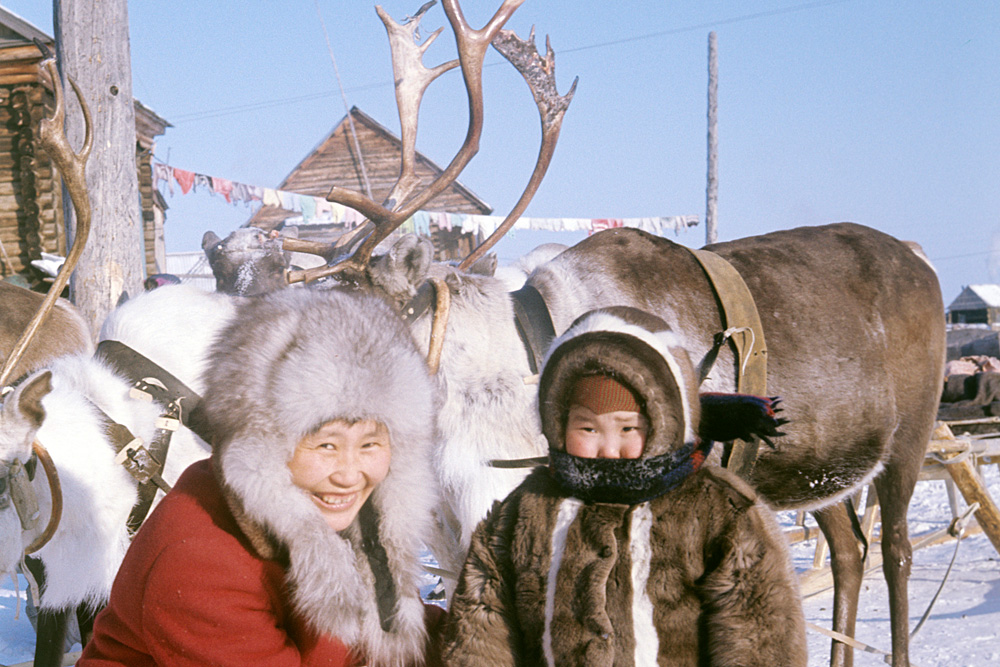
[0,285,236,615]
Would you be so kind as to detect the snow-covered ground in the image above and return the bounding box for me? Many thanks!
[2,466,998,666]
[796,464,1000,667]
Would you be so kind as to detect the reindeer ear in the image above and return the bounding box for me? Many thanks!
[15,370,53,429]
[387,235,434,287]
[202,230,222,253]
[467,252,497,276]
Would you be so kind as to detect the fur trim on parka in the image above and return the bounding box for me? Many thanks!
[538,306,701,459]
[195,289,441,667]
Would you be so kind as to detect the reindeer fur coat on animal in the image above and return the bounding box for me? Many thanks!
[82,289,444,667]
[443,309,807,667]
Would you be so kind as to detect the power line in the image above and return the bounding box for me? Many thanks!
[167,0,853,125]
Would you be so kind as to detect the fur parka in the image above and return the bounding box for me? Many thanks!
[202,288,443,667]
[443,308,806,666]
[79,289,443,667]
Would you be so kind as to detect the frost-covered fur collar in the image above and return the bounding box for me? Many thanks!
[198,289,441,667]
[539,307,701,460]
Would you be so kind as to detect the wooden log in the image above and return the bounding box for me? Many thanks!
[931,421,1000,555]
[0,44,46,63]
[942,455,1000,554]
[798,523,984,598]
[0,74,44,86]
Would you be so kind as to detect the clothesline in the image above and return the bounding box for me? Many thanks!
[152,161,699,238]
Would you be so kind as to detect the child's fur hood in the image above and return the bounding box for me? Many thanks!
[197,288,440,667]
[539,306,701,459]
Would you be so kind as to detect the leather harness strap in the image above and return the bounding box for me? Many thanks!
[487,285,556,469]
[98,405,174,534]
[689,248,769,479]
[95,340,203,434]
[93,340,202,532]
[509,284,557,375]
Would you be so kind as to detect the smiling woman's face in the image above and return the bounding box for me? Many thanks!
[288,419,391,532]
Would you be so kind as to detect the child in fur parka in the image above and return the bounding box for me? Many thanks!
[443,306,807,667]
[79,289,446,667]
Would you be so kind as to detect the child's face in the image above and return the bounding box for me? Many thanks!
[564,404,648,459]
[288,419,391,532]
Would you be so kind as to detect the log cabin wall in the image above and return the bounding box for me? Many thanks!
[0,48,61,277]
[0,17,169,282]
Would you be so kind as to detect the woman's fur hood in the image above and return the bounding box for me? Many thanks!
[196,288,440,667]
[539,306,701,459]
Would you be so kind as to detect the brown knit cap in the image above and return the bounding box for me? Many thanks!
[570,375,641,415]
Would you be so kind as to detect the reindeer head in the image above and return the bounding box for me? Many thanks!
[279,0,575,295]
[202,227,291,296]
[0,370,52,573]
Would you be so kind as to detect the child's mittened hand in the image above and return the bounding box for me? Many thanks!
[697,393,789,447]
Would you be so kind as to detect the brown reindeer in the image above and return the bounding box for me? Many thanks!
[0,282,93,383]
[197,3,944,666]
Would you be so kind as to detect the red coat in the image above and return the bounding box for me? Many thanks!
[78,460,444,666]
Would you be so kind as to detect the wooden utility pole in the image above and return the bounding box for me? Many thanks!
[705,31,718,245]
[54,0,144,335]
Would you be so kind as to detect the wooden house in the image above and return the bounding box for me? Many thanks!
[0,8,170,282]
[246,106,492,260]
[947,284,1000,327]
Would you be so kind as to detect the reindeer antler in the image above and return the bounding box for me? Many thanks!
[459,27,576,270]
[0,43,93,388]
[287,0,525,285]
[322,1,460,259]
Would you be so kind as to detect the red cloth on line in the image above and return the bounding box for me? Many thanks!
[172,168,195,195]
[212,177,234,203]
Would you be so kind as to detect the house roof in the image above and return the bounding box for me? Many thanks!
[0,7,52,49]
[246,106,492,231]
[948,284,1000,312]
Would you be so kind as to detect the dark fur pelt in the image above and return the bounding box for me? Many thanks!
[443,467,807,667]
[196,289,442,667]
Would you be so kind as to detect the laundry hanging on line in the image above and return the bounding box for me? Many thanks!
[152,160,699,237]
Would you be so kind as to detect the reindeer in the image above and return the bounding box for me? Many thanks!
[1,284,237,663]
[0,282,93,383]
[202,4,940,665]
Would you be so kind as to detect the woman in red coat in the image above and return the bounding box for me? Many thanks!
[78,289,446,667]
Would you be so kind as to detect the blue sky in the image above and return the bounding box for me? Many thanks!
[4,1,999,304]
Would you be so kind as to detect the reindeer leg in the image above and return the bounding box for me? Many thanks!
[22,557,69,667]
[874,462,919,667]
[814,501,865,667]
[76,601,98,647]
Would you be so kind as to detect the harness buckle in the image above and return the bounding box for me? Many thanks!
[155,416,180,431]
[129,386,153,402]
[115,439,160,485]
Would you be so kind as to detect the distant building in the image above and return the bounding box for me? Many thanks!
[0,8,170,282]
[245,106,492,261]
[164,251,215,292]
[947,284,1000,327]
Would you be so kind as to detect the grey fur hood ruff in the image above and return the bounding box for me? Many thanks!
[198,289,440,667]
[539,306,701,459]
